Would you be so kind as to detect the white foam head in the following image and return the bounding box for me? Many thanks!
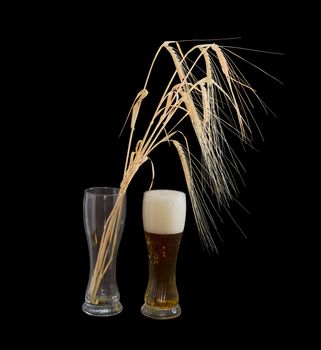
[143,190,186,234]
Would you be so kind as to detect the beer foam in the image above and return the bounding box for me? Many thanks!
[143,190,186,234]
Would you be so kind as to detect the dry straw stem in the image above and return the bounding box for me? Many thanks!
[87,40,279,303]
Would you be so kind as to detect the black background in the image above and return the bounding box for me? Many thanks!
[30,2,296,328]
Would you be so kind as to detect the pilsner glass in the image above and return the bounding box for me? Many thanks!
[82,187,126,317]
[141,190,186,320]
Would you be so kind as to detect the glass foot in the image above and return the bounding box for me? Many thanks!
[141,303,181,320]
[82,301,123,317]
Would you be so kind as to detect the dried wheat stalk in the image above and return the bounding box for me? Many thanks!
[88,40,277,303]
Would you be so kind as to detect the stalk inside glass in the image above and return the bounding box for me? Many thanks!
[82,187,126,317]
[141,190,186,320]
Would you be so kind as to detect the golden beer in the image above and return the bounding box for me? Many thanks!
[144,231,182,308]
[141,190,186,319]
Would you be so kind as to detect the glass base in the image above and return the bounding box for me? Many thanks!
[141,303,181,320]
[82,301,123,317]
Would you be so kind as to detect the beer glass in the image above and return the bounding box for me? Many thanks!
[82,187,126,316]
[141,190,186,319]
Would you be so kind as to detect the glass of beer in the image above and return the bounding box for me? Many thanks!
[141,189,186,319]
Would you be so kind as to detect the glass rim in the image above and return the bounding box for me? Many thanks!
[144,189,186,197]
[85,187,121,197]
